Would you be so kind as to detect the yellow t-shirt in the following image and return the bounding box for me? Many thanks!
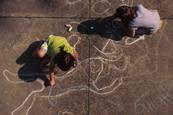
[47,35,73,66]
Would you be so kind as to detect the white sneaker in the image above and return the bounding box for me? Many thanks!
[41,42,48,52]
[49,35,54,37]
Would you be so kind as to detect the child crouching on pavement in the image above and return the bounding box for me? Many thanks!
[32,35,78,86]
[113,4,163,38]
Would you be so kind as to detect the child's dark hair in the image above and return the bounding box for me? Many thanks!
[54,48,76,71]
[116,5,136,25]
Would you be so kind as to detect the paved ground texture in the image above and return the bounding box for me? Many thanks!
[0,0,173,115]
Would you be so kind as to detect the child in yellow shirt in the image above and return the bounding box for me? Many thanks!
[33,35,78,86]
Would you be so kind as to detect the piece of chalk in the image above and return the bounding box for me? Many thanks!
[65,24,73,32]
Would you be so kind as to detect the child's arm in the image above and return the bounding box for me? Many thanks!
[126,28,137,37]
[114,19,137,37]
[121,24,137,37]
[62,38,79,60]
[72,48,79,60]
[49,64,56,86]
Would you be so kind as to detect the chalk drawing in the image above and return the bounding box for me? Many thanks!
[42,20,129,110]
[134,91,149,114]
[61,21,127,94]
[3,69,47,84]
[124,36,145,46]
[25,96,36,115]
[91,0,134,16]
[65,0,82,5]
[131,20,173,114]
[11,80,45,115]
[134,82,173,115]
[119,0,134,6]
[124,33,164,77]
[91,0,111,15]
[58,111,74,115]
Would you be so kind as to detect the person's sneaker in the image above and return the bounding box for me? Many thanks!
[49,34,54,37]
[40,42,48,53]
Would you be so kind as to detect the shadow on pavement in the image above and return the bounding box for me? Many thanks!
[77,16,126,41]
[16,40,50,87]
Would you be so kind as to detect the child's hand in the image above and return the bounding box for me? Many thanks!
[49,71,56,86]
[50,79,55,86]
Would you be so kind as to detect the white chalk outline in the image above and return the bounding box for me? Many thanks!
[65,0,82,5]
[58,111,74,115]
[11,80,45,115]
[91,0,112,15]
[124,36,145,46]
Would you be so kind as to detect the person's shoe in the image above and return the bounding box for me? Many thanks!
[40,42,48,53]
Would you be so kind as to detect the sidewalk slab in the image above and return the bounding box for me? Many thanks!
[0,0,89,17]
